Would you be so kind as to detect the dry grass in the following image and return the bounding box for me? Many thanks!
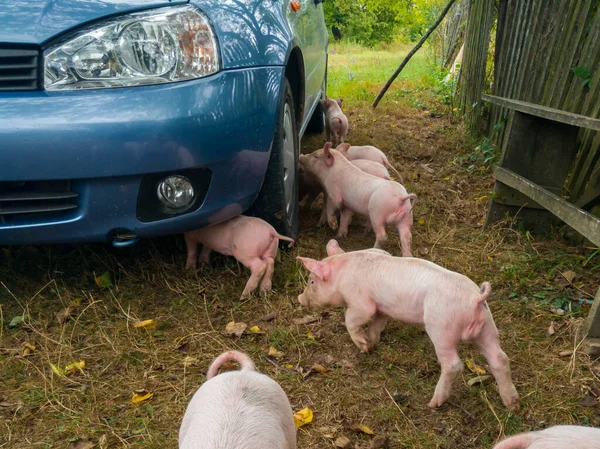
[2,62,600,449]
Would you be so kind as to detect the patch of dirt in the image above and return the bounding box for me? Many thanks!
[1,99,599,449]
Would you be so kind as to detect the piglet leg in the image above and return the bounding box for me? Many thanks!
[475,324,520,412]
[427,329,464,408]
[241,259,267,299]
[199,246,212,264]
[326,194,340,232]
[185,234,198,270]
[336,208,353,238]
[397,222,413,257]
[345,306,375,353]
[366,312,388,350]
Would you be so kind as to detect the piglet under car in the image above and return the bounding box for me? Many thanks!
[297,240,520,412]
[493,425,600,449]
[179,351,296,449]
[184,215,294,299]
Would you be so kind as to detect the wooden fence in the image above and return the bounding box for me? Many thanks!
[466,0,600,214]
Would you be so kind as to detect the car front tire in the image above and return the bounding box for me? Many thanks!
[248,77,299,245]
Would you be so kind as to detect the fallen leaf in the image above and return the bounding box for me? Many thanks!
[56,306,74,325]
[22,343,36,357]
[419,163,435,174]
[293,407,313,427]
[134,319,157,330]
[225,321,247,337]
[65,360,86,375]
[467,375,492,387]
[372,119,377,123]
[561,270,577,283]
[420,247,429,256]
[131,392,154,404]
[311,364,328,373]
[356,424,374,435]
[94,271,112,288]
[335,436,351,448]
[547,321,556,336]
[50,363,66,377]
[465,359,487,375]
[183,356,199,368]
[67,439,94,449]
[9,314,30,328]
[487,255,493,261]
[260,312,277,322]
[370,435,387,449]
[558,350,573,358]
[443,176,450,181]
[307,331,317,340]
[578,396,598,407]
[248,325,262,333]
[417,219,426,225]
[293,315,318,325]
[267,347,284,359]
[285,364,293,369]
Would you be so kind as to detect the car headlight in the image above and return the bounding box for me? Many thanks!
[44,5,219,91]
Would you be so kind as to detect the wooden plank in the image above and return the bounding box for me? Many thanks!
[482,94,600,131]
[494,167,600,247]
[583,287,600,339]
[575,181,600,209]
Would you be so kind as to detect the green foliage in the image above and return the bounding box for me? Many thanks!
[571,66,592,88]
[324,0,447,47]
[454,116,507,171]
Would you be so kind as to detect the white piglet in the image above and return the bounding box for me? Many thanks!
[299,143,416,256]
[179,351,297,449]
[493,425,600,449]
[337,144,403,182]
[297,240,520,412]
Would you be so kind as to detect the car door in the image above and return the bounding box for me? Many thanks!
[287,0,328,130]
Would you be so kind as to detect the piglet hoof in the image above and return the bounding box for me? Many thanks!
[427,399,444,409]
[335,231,347,239]
[185,261,197,270]
[328,218,339,232]
[504,396,521,413]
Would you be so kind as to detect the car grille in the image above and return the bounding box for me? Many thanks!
[0,181,79,224]
[0,47,40,91]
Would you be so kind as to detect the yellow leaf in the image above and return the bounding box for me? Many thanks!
[477,196,488,201]
[71,297,83,306]
[134,319,156,330]
[408,133,413,137]
[487,256,493,262]
[225,321,247,337]
[249,326,261,333]
[65,360,86,375]
[356,424,375,435]
[390,124,397,128]
[285,364,293,369]
[50,363,66,377]
[131,392,154,404]
[372,119,377,123]
[268,347,284,358]
[94,271,112,288]
[412,173,418,179]
[307,331,316,340]
[293,408,313,427]
[465,358,487,375]
[311,364,328,373]
[418,219,425,225]
[22,343,36,356]
[452,107,458,111]
[443,176,450,181]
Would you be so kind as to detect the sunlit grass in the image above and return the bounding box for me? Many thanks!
[327,40,441,105]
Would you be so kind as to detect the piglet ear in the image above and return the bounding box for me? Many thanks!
[297,257,331,281]
[336,98,343,107]
[323,142,335,167]
[336,143,350,155]
[326,239,345,256]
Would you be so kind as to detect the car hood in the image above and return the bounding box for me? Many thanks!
[0,0,188,46]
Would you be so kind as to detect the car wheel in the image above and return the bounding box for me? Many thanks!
[305,97,325,134]
[248,77,299,245]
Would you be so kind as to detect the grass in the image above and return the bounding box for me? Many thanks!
[1,42,600,449]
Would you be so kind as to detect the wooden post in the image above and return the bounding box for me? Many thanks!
[582,288,600,357]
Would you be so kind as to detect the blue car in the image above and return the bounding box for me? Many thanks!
[0,0,328,246]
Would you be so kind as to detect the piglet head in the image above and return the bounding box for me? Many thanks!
[336,98,343,109]
[300,143,336,181]
[297,256,343,308]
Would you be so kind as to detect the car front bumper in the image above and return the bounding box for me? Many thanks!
[0,67,284,245]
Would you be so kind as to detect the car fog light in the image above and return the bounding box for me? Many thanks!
[157,176,194,209]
